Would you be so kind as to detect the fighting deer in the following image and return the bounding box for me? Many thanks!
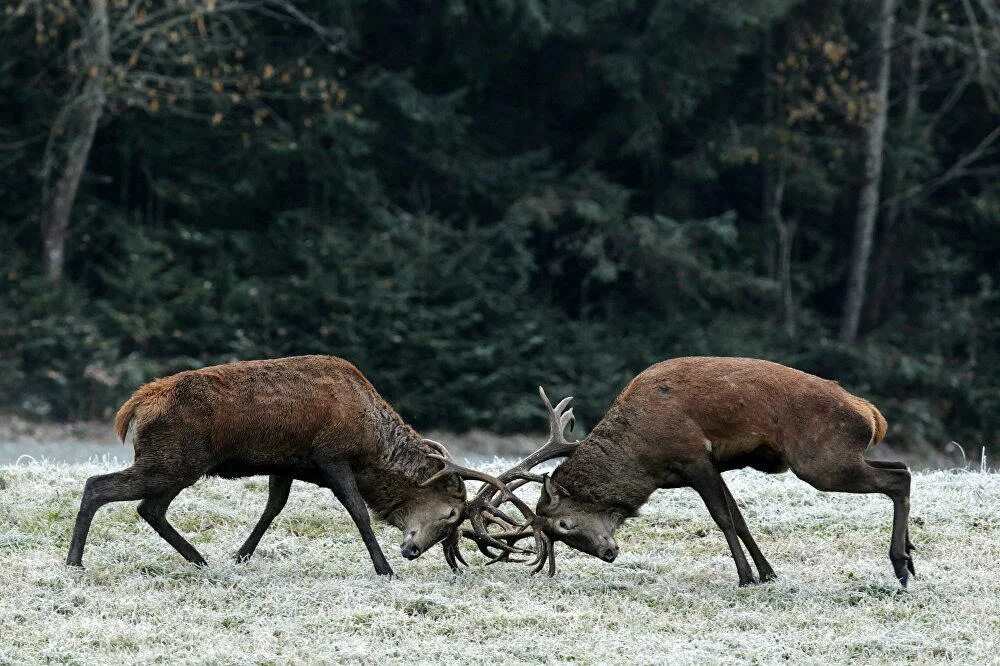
[442,357,915,587]
[66,355,469,575]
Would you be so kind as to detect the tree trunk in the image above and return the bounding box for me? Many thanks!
[761,28,795,336]
[39,0,110,285]
[866,0,930,327]
[769,158,796,336]
[840,0,896,343]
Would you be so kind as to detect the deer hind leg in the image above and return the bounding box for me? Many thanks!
[137,487,207,565]
[794,457,913,586]
[720,479,776,582]
[67,465,180,568]
[236,475,293,562]
[682,462,757,586]
[866,460,915,556]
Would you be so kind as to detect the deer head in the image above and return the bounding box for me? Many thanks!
[535,475,623,563]
[399,439,467,563]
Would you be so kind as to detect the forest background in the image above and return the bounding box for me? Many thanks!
[1,0,997,462]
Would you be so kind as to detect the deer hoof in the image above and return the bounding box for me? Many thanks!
[891,552,915,586]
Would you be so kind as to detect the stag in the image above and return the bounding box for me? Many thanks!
[66,355,468,575]
[449,357,915,587]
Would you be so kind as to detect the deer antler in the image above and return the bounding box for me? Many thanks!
[443,387,581,574]
[421,454,538,558]
[473,387,579,512]
[420,389,580,574]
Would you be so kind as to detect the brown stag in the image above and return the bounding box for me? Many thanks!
[444,357,915,587]
[66,355,470,575]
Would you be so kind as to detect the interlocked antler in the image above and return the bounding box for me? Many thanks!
[474,386,580,507]
[421,453,541,547]
[430,387,581,575]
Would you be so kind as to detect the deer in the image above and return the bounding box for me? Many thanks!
[66,355,470,575]
[435,357,915,587]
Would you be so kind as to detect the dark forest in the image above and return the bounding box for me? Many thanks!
[2,1,997,459]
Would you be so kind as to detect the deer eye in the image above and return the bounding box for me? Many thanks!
[446,508,458,521]
[557,519,572,531]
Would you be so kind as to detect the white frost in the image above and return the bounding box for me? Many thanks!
[0,460,997,664]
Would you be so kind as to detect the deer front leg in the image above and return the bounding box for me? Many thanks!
[720,479,776,582]
[318,460,394,577]
[682,463,757,586]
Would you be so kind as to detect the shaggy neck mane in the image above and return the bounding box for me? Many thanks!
[356,393,443,520]
[552,400,658,517]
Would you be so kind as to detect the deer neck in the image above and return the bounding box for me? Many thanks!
[355,397,441,522]
[552,424,658,517]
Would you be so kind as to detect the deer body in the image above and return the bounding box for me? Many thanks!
[552,357,888,510]
[525,357,913,586]
[67,355,467,573]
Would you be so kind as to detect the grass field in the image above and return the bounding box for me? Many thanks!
[1,460,997,664]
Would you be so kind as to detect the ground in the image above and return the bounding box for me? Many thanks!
[0,460,997,664]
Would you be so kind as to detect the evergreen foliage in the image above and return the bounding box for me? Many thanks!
[1,1,997,457]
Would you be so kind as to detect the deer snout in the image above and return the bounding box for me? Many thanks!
[599,535,619,562]
[401,531,421,560]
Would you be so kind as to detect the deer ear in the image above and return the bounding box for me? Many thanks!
[539,474,567,512]
[436,472,466,499]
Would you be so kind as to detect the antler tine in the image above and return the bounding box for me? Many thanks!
[436,388,580,571]
[538,386,575,441]
[442,528,468,571]
[420,438,452,460]
[468,387,581,509]
[527,529,557,576]
[421,454,539,523]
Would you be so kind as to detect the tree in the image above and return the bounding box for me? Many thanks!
[755,8,871,337]
[38,0,110,285]
[865,0,1000,327]
[8,0,341,284]
[840,0,896,343]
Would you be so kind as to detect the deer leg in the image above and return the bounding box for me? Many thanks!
[866,460,915,555]
[236,475,294,562]
[796,459,912,586]
[319,460,394,577]
[137,488,207,565]
[683,464,757,586]
[67,466,174,567]
[720,479,776,582]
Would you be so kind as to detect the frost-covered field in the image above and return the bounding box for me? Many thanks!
[0,461,997,665]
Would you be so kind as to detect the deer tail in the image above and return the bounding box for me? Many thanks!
[113,394,143,443]
[870,404,888,445]
[113,378,174,443]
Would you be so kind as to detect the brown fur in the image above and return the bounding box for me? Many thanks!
[539,357,913,586]
[114,356,449,516]
[69,355,466,572]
